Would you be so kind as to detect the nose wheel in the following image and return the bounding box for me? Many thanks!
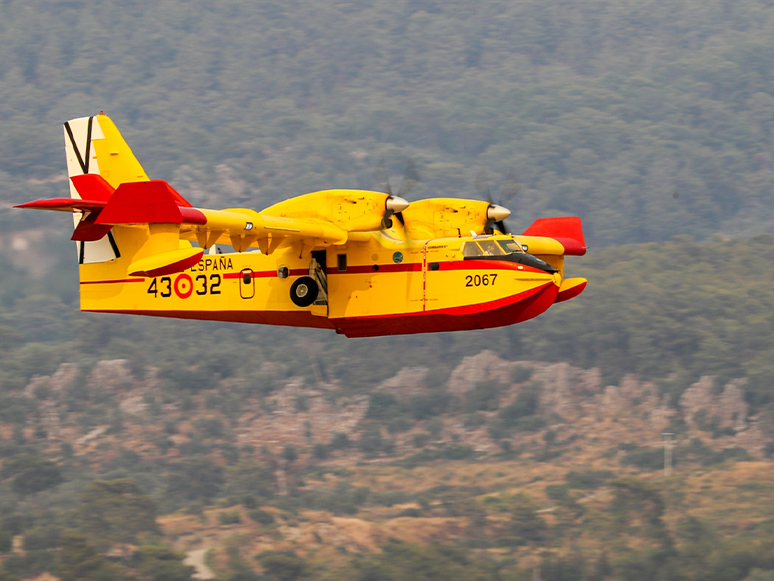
[290,276,319,307]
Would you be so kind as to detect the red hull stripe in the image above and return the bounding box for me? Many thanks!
[333,282,552,323]
[84,282,557,338]
[555,280,587,303]
[81,278,146,285]
[428,282,551,316]
[83,308,336,330]
[335,283,559,337]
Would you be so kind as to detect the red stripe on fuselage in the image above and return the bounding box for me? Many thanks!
[80,278,146,285]
[326,263,422,275]
[210,260,537,279]
[325,260,545,276]
[435,259,548,275]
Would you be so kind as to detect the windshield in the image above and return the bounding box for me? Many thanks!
[498,239,524,254]
[463,242,484,257]
[478,240,505,256]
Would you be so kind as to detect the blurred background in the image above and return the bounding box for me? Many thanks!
[1,1,774,580]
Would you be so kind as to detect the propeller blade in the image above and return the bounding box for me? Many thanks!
[395,212,405,226]
[475,170,493,205]
[397,158,420,198]
[495,220,510,234]
[373,159,392,197]
[499,169,521,206]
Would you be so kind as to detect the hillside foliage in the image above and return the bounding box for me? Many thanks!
[2,234,773,410]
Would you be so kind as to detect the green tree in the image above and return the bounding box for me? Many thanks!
[256,551,308,581]
[282,444,298,464]
[79,479,158,545]
[0,454,63,496]
[351,539,498,581]
[507,494,548,546]
[132,545,195,581]
[165,457,224,506]
[57,532,127,581]
[224,460,276,499]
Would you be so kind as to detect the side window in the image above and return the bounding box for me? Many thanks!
[463,242,484,257]
[498,239,524,254]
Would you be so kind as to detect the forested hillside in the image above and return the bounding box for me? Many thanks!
[3,235,774,420]
[3,1,774,579]
[2,0,774,244]
[0,236,774,580]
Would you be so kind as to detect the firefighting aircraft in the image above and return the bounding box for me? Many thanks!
[15,113,587,337]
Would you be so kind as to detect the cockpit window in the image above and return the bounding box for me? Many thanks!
[498,240,524,254]
[463,242,484,257]
[478,240,505,256]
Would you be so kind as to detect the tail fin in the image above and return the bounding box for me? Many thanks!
[63,114,150,264]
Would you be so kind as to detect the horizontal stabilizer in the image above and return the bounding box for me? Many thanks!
[523,217,586,256]
[14,198,106,212]
[96,180,200,225]
[128,247,204,278]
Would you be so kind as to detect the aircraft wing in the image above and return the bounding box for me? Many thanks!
[17,175,350,252]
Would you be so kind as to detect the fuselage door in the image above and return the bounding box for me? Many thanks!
[423,240,442,311]
[310,250,329,317]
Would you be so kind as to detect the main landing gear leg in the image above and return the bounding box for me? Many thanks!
[309,257,328,306]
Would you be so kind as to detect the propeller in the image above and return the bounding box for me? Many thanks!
[373,159,419,226]
[475,169,520,234]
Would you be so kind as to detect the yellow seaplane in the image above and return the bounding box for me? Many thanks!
[16,113,587,337]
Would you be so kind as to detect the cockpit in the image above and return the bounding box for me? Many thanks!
[463,238,524,257]
[462,237,558,274]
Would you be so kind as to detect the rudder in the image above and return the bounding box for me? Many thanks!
[64,113,150,264]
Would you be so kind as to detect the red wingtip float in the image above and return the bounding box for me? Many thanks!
[16,114,587,337]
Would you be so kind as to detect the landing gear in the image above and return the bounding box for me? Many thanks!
[290,277,319,307]
[309,251,328,307]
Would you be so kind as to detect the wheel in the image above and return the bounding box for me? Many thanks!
[290,276,319,307]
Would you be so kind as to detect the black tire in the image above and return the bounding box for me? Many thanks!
[290,276,319,307]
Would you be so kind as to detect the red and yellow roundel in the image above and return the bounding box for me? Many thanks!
[174,274,193,299]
